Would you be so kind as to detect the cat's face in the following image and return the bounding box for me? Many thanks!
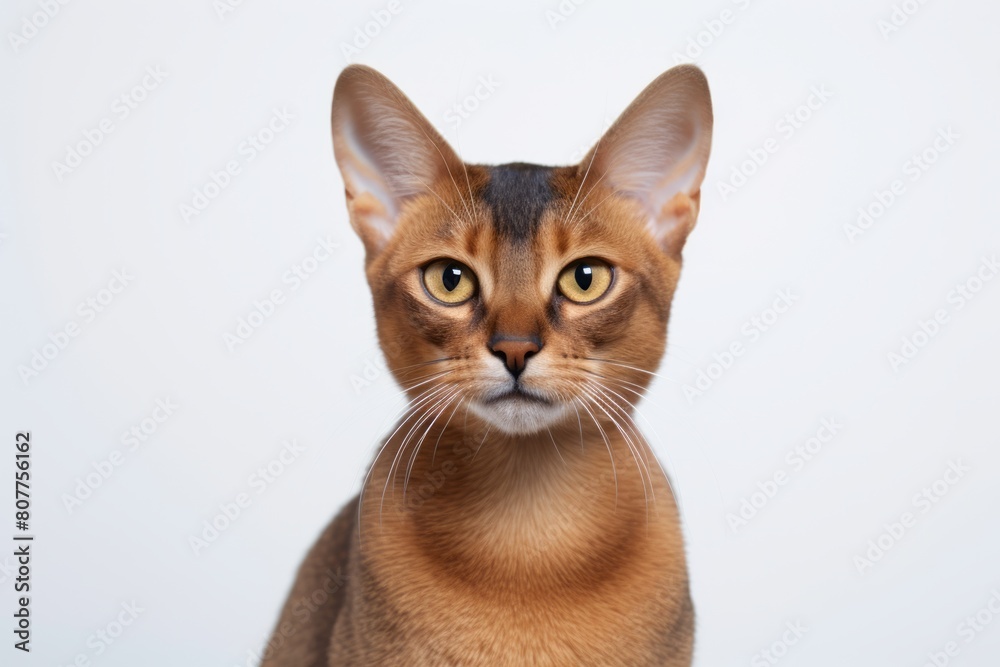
[332,66,712,436]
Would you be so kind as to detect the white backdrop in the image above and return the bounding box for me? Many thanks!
[2,0,999,665]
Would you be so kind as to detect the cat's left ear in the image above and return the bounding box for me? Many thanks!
[580,65,713,256]
[331,65,464,258]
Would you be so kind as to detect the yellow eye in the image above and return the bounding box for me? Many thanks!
[422,259,477,305]
[557,259,613,304]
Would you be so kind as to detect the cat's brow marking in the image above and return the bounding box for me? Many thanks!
[479,162,556,242]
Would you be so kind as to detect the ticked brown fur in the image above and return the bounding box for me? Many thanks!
[262,64,713,666]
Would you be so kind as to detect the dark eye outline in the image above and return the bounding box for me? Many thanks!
[420,258,478,306]
[555,257,615,305]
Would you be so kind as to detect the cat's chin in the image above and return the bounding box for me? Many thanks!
[469,394,570,436]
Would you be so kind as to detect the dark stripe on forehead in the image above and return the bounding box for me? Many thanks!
[479,162,555,242]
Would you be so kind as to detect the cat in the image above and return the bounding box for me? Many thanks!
[261,63,713,666]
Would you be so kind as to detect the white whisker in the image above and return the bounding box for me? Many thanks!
[358,381,453,541]
[581,383,652,519]
[380,384,457,524]
[403,387,462,501]
[575,396,618,508]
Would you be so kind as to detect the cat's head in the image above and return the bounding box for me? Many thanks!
[332,65,712,436]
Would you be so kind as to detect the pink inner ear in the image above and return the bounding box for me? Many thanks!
[582,66,713,243]
[332,65,464,250]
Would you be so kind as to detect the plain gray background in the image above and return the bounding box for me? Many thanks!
[2,0,999,665]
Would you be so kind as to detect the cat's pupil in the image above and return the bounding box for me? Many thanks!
[442,264,462,291]
[575,264,593,291]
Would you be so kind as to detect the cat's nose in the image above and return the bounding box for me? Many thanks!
[489,336,541,379]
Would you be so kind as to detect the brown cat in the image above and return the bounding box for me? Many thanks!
[261,63,713,666]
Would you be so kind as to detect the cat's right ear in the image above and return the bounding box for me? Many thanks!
[579,65,713,257]
[331,65,463,257]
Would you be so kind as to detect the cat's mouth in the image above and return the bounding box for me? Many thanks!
[471,384,568,435]
[482,386,553,405]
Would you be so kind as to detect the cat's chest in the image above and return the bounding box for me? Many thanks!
[340,574,689,667]
[336,512,691,666]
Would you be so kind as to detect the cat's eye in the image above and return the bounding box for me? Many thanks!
[422,259,477,305]
[557,259,613,304]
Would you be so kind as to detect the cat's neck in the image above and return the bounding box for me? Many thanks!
[359,411,677,587]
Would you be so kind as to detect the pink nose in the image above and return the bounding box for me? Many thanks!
[489,337,541,378]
